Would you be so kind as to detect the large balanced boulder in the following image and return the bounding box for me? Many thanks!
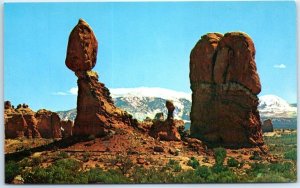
[65,19,137,137]
[35,109,62,138]
[189,32,263,148]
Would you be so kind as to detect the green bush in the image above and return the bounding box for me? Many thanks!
[195,165,212,179]
[284,149,297,161]
[166,159,182,172]
[22,159,86,184]
[5,160,21,183]
[57,151,69,159]
[227,157,239,167]
[213,147,227,166]
[187,157,200,169]
[86,168,130,183]
[131,166,173,183]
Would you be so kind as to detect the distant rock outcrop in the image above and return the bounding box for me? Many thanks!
[65,19,137,137]
[262,119,274,133]
[15,105,41,139]
[189,32,264,148]
[4,101,41,139]
[61,120,74,138]
[149,102,181,141]
[35,109,62,138]
[5,102,28,139]
[166,100,175,120]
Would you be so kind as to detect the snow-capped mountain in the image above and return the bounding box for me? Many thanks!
[258,95,297,119]
[57,87,297,129]
[111,87,191,121]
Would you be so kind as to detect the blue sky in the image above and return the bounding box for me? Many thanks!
[4,1,297,111]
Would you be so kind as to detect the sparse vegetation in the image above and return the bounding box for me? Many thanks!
[187,157,200,169]
[213,147,227,166]
[227,157,239,167]
[5,160,21,183]
[5,130,297,184]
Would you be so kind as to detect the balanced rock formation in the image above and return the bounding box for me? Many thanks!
[35,109,62,138]
[65,19,137,137]
[149,101,181,141]
[190,32,263,148]
[166,100,175,120]
[262,119,274,133]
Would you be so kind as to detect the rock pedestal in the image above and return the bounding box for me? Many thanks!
[65,19,136,137]
[189,32,264,148]
[149,101,181,141]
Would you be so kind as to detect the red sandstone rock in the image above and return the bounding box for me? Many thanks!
[65,19,98,72]
[61,120,74,138]
[5,112,28,139]
[149,103,182,141]
[166,100,175,120]
[4,102,41,139]
[149,120,181,141]
[65,19,136,137]
[190,33,223,83]
[189,32,263,148]
[16,105,41,138]
[35,109,62,138]
[214,32,261,94]
[262,119,274,133]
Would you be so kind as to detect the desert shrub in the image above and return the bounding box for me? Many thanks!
[187,157,200,169]
[284,149,297,161]
[22,158,86,184]
[207,170,238,183]
[249,151,262,160]
[166,159,182,172]
[86,168,129,183]
[213,147,227,166]
[211,164,229,173]
[5,160,21,183]
[19,157,31,168]
[57,151,69,159]
[227,157,239,167]
[110,155,134,175]
[131,166,173,183]
[269,162,293,173]
[172,170,204,183]
[252,173,289,183]
[31,157,43,166]
[195,165,212,179]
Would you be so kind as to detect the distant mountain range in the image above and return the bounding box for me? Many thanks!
[57,87,297,129]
